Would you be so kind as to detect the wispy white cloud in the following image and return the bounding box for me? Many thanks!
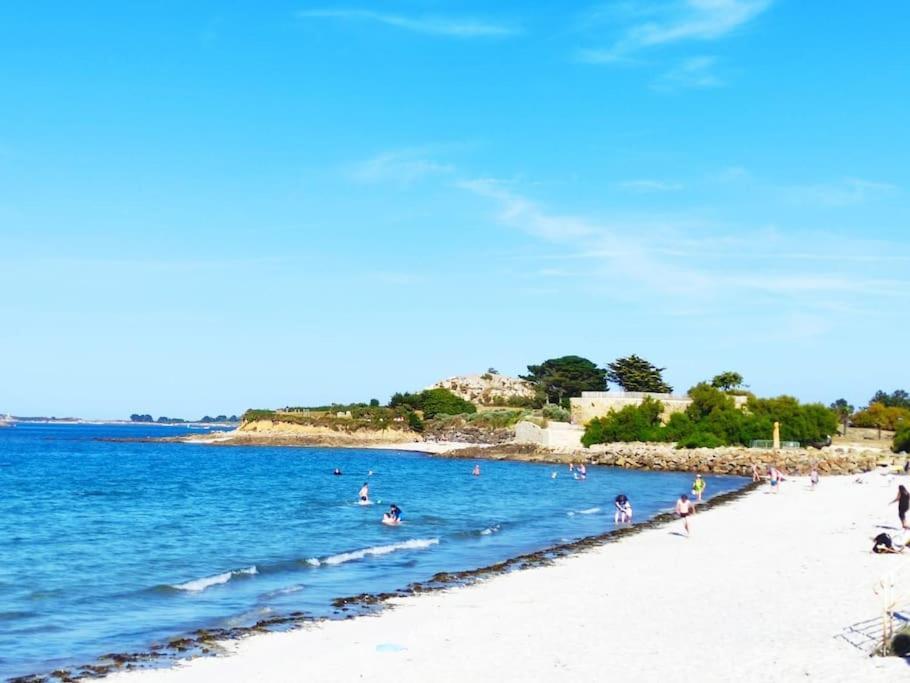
[457,175,910,303]
[652,55,724,90]
[348,150,454,187]
[784,178,898,207]
[579,0,772,63]
[298,9,518,38]
[455,178,597,241]
[616,179,684,192]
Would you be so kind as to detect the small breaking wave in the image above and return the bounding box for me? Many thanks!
[480,524,501,536]
[567,507,602,517]
[307,538,439,568]
[172,566,258,593]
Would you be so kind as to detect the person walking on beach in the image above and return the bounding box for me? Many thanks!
[692,474,706,502]
[810,466,819,490]
[359,482,370,504]
[768,466,783,494]
[889,485,910,530]
[676,494,696,537]
[751,463,761,482]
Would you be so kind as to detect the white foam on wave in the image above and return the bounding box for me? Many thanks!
[173,566,258,592]
[318,538,439,567]
[480,524,501,536]
[567,507,602,517]
[305,558,321,567]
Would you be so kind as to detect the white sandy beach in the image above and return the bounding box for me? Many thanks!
[109,474,910,682]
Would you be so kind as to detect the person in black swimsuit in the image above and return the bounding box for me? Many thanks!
[890,485,910,529]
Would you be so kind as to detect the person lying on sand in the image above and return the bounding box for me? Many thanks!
[872,532,905,554]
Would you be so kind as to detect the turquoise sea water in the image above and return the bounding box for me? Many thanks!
[0,423,747,679]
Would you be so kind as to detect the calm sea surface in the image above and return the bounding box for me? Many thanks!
[0,423,747,679]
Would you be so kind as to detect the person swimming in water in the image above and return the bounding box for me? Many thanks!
[382,504,402,525]
[576,463,587,480]
[359,482,370,504]
[692,474,706,502]
[472,464,480,476]
[676,494,696,537]
[333,468,342,476]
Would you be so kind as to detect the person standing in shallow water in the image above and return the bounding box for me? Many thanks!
[692,474,706,502]
[890,485,910,530]
[676,494,696,537]
[472,464,480,476]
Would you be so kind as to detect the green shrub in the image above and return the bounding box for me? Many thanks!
[686,383,735,420]
[542,405,571,422]
[676,432,725,449]
[388,388,477,419]
[407,412,424,433]
[582,397,664,446]
[894,427,910,453]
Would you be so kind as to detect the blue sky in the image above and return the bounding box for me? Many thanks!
[1,1,908,418]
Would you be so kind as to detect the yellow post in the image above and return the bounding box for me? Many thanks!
[772,421,781,451]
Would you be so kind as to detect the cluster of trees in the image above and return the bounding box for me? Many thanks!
[520,354,690,405]
[389,388,477,419]
[829,389,910,450]
[130,414,239,424]
[582,383,837,449]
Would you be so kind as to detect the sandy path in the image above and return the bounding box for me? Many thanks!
[109,474,909,682]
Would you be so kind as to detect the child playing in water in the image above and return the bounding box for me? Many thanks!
[359,482,370,504]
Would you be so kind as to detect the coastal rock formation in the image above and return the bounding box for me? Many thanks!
[429,373,536,406]
[230,420,420,446]
[444,441,892,476]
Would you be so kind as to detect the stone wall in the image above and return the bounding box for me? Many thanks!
[514,421,584,450]
[582,442,888,476]
[570,391,748,426]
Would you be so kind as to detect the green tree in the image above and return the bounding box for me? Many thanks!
[710,371,745,392]
[521,355,607,405]
[686,383,735,420]
[606,355,672,393]
[369,398,380,407]
[871,389,910,409]
[419,388,476,419]
[389,388,476,419]
[828,398,854,436]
